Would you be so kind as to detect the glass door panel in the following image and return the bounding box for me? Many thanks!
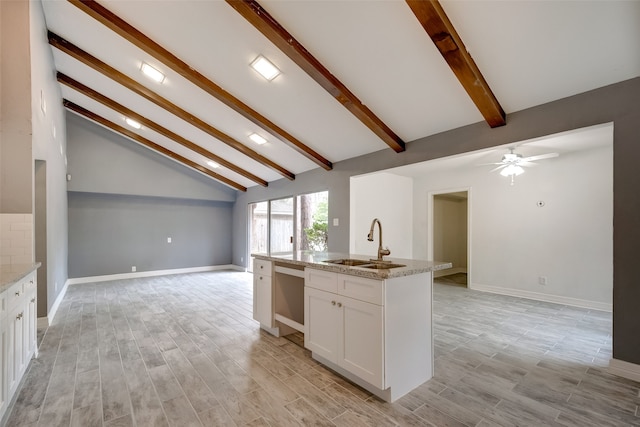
[269,197,294,255]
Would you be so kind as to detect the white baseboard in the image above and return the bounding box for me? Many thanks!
[469,282,612,312]
[37,317,49,329]
[434,267,467,278]
[609,358,640,383]
[47,278,69,325]
[66,264,245,285]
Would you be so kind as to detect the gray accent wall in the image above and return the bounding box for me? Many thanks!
[233,77,640,366]
[65,111,236,278]
[66,112,236,202]
[68,192,232,278]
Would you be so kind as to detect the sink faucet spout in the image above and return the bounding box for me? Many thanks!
[367,218,391,261]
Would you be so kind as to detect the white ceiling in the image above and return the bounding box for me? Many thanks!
[42,0,640,190]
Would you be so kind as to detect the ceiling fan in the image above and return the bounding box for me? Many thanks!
[486,148,559,185]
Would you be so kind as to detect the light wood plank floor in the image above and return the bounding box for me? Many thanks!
[4,271,638,426]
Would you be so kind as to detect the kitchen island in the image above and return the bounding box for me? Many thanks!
[251,251,451,402]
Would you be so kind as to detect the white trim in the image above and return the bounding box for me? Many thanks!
[434,267,467,278]
[609,359,640,383]
[66,265,245,285]
[47,279,69,325]
[37,317,49,329]
[469,282,612,312]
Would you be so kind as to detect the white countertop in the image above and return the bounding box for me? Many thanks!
[0,263,40,292]
[252,251,451,279]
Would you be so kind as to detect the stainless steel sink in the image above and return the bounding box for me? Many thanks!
[324,259,370,266]
[361,263,406,270]
[324,259,406,269]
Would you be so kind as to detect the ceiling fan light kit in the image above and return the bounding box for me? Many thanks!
[487,148,559,186]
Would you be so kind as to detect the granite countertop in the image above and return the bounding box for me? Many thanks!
[252,251,452,279]
[0,263,41,292]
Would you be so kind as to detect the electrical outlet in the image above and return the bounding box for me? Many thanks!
[240,257,244,263]
[538,276,547,285]
[132,266,137,272]
[55,281,58,291]
[167,237,172,243]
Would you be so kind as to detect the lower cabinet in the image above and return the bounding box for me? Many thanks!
[252,259,274,328]
[1,272,37,421]
[304,286,384,388]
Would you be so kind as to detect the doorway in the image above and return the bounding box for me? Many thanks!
[430,189,469,287]
[34,160,48,318]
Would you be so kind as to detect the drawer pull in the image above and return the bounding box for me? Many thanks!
[331,300,336,306]
[31,298,35,303]
[337,302,343,308]
[16,312,23,320]
[15,291,21,297]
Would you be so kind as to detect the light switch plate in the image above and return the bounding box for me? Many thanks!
[333,218,339,226]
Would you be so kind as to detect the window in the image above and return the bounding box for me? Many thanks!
[248,191,328,271]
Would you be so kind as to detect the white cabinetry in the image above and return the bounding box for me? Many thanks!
[305,271,384,388]
[253,259,273,328]
[1,272,37,420]
[305,267,433,402]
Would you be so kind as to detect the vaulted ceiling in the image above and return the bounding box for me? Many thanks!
[43,0,640,192]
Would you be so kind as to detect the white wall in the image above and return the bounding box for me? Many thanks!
[30,0,69,316]
[411,132,613,309]
[350,172,413,258]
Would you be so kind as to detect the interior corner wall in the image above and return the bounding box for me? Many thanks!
[349,173,413,258]
[30,0,69,316]
[232,77,640,366]
[1,0,32,213]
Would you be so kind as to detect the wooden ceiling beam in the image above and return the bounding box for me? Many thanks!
[49,31,294,181]
[63,99,247,191]
[226,0,406,153]
[405,0,506,128]
[68,0,333,170]
[57,72,268,187]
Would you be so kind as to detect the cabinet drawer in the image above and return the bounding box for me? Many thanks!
[305,268,338,293]
[7,281,25,312]
[254,259,272,276]
[338,274,383,305]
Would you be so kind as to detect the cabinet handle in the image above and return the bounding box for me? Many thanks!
[16,312,23,320]
[259,276,263,280]
[31,298,35,303]
[15,292,20,297]
[30,280,33,284]
[331,300,336,306]
[337,302,342,308]
[260,265,263,269]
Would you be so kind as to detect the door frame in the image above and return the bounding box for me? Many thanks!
[427,187,472,285]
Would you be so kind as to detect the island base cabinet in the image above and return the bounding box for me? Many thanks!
[304,287,384,389]
[253,260,274,328]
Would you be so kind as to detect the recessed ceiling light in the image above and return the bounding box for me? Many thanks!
[250,55,281,81]
[125,118,142,129]
[249,133,267,145]
[207,160,220,169]
[141,62,165,83]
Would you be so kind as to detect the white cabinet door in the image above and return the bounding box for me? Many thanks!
[26,288,36,360]
[340,296,384,389]
[253,273,273,327]
[7,304,24,397]
[304,287,339,362]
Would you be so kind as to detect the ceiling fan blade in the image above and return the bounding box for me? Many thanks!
[490,164,507,173]
[478,162,505,166]
[519,161,538,167]
[521,152,559,162]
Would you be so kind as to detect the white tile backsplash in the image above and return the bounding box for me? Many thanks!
[0,214,33,265]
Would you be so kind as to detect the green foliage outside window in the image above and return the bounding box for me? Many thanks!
[305,201,328,251]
